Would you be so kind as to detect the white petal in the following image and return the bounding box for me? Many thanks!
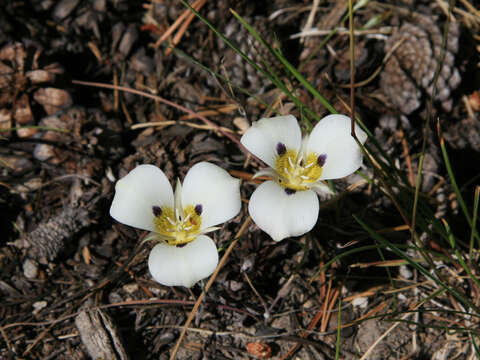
[307,114,367,180]
[248,181,319,241]
[110,165,173,232]
[240,115,302,168]
[148,235,218,287]
[182,162,241,229]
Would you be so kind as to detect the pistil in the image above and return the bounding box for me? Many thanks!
[151,180,203,246]
[274,143,325,191]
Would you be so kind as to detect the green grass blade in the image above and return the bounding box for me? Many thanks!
[309,244,401,282]
[179,2,294,98]
[354,214,480,313]
[170,47,268,108]
[471,332,480,356]
[442,218,480,290]
[471,186,480,252]
[299,0,371,71]
[439,126,480,243]
[230,9,336,115]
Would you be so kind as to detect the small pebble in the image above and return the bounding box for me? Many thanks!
[352,296,369,309]
[399,265,413,279]
[33,300,47,314]
[123,283,139,294]
[303,299,314,309]
[23,259,39,279]
[233,117,249,134]
[227,280,243,292]
[241,255,255,272]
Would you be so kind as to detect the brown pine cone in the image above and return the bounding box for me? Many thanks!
[143,2,281,99]
[444,116,480,152]
[380,14,461,114]
[120,124,232,183]
[0,41,72,138]
[215,16,282,94]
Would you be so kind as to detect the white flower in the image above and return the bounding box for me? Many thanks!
[110,162,241,287]
[241,114,367,241]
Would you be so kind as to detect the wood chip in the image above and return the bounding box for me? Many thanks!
[75,306,129,360]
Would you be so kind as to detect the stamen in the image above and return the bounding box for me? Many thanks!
[174,179,184,220]
[152,206,162,217]
[296,153,304,166]
[300,175,309,180]
[153,204,202,246]
[194,204,203,215]
[287,156,295,168]
[304,162,314,169]
[276,142,286,155]
[284,188,296,195]
[317,154,327,167]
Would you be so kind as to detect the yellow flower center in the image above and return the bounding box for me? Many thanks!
[274,148,324,191]
[153,205,202,246]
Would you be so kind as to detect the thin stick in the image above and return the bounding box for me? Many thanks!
[337,38,406,89]
[71,80,244,149]
[130,120,176,130]
[410,0,455,250]
[280,281,336,360]
[169,217,252,360]
[459,0,480,18]
[0,324,13,355]
[348,0,356,138]
[113,69,119,111]
[300,0,320,43]
[399,129,415,187]
[154,0,204,48]
[320,279,333,333]
[323,288,340,333]
[290,26,393,39]
[358,301,422,360]
[165,0,207,55]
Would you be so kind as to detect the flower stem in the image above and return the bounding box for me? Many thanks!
[169,216,252,360]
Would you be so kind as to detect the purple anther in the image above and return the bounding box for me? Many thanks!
[317,154,327,167]
[284,188,296,195]
[194,204,203,215]
[152,206,162,217]
[276,142,287,156]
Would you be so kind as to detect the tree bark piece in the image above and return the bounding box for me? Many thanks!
[14,205,90,264]
[75,307,129,360]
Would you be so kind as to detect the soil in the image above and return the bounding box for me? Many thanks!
[1,0,480,359]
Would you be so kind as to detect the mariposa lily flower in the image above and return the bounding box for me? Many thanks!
[110,162,241,287]
[241,114,367,241]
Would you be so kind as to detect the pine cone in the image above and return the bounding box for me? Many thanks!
[120,124,231,183]
[0,41,72,138]
[444,116,480,152]
[380,14,461,114]
[216,16,281,94]
[144,2,281,101]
